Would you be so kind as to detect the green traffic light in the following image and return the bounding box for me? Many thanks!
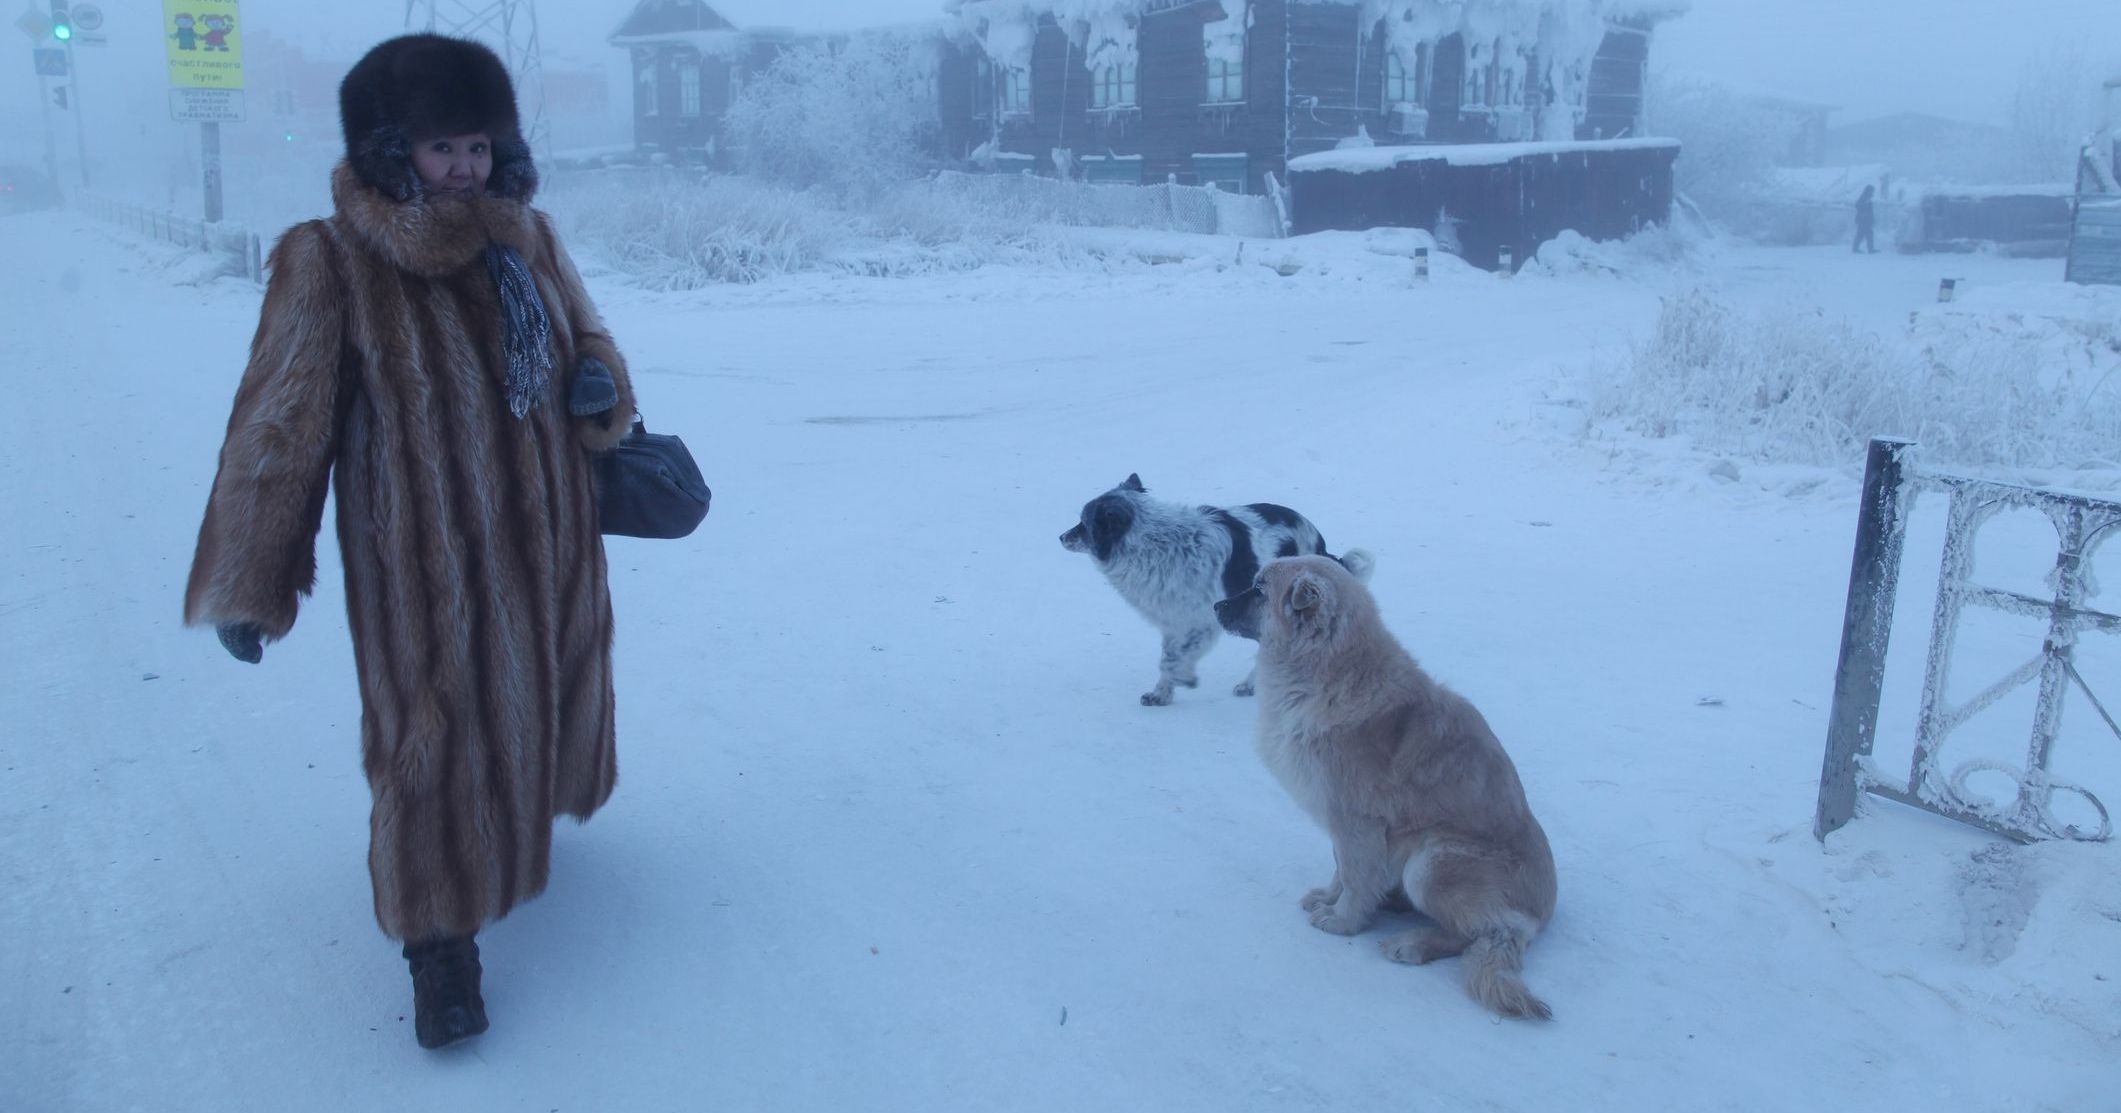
[52,23,72,40]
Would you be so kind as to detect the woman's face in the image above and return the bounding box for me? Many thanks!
[411,133,492,198]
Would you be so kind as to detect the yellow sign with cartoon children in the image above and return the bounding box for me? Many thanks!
[165,0,243,89]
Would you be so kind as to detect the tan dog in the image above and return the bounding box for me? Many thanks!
[1215,556,1559,1020]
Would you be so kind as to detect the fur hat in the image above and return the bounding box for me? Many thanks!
[339,34,538,203]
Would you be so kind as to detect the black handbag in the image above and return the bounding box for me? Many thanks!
[593,416,710,539]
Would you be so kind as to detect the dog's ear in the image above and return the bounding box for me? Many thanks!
[1288,572,1325,616]
[1122,473,1145,493]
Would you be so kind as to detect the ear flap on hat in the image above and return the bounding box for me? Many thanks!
[487,133,539,203]
[351,123,422,203]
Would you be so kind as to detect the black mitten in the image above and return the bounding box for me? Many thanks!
[571,356,618,428]
[217,622,264,664]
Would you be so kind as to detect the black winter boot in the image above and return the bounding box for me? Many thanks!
[403,935,490,1050]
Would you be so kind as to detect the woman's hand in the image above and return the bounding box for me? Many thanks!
[570,356,618,429]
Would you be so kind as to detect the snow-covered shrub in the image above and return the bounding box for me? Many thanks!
[543,165,1282,287]
[1587,288,2121,472]
[1524,223,1709,278]
[542,169,1114,288]
[721,31,943,200]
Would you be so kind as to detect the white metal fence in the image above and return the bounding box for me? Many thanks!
[1817,438,2116,844]
[923,170,1285,239]
[73,193,266,285]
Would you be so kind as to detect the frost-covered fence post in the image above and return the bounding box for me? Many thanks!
[1817,439,2118,843]
[1814,437,1913,840]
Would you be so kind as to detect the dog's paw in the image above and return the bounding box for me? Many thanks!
[1307,906,1371,936]
[1300,888,1338,912]
[1140,689,1174,707]
[1233,681,1255,698]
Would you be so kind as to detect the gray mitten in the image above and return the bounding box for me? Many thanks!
[217,622,264,664]
[571,356,618,428]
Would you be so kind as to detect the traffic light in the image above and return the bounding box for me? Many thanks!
[49,1,71,42]
[53,86,68,109]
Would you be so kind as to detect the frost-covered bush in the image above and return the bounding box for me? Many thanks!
[542,165,1281,288]
[2008,46,2120,183]
[1587,288,2121,471]
[721,31,943,200]
[542,169,1118,288]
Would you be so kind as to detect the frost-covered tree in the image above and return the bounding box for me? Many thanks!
[2008,47,2113,182]
[1646,75,1798,219]
[722,31,944,199]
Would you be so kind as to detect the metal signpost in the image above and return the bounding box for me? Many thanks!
[15,2,60,185]
[163,0,243,222]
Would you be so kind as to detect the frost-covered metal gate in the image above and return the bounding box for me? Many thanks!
[1815,438,2115,843]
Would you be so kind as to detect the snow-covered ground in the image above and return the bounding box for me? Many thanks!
[3,210,2116,1112]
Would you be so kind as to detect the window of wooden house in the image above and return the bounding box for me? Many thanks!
[678,55,702,118]
[1497,45,1527,108]
[638,55,661,117]
[1081,156,1145,184]
[1000,66,1031,116]
[973,57,995,118]
[1384,43,1429,106]
[1204,15,1245,104]
[1192,153,1248,193]
[1091,61,1138,109]
[1462,38,1491,110]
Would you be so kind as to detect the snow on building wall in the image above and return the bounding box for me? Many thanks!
[941,0,1682,194]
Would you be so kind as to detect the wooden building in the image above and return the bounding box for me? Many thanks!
[941,0,1680,194]
[1288,138,1678,270]
[608,0,798,160]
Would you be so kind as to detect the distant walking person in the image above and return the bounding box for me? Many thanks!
[1854,184,1878,254]
[184,34,637,1050]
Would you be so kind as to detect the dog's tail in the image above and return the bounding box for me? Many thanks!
[1333,548,1377,583]
[1461,925,1551,1021]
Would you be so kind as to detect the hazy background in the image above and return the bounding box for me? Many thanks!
[0,0,2114,221]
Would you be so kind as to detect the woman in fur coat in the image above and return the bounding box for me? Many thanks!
[184,34,637,1050]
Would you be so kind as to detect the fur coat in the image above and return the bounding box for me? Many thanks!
[185,164,637,943]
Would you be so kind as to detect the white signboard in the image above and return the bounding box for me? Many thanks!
[169,87,244,122]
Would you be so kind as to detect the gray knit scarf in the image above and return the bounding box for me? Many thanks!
[485,242,552,420]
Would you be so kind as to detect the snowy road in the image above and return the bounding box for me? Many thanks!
[1,211,2112,1112]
